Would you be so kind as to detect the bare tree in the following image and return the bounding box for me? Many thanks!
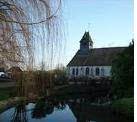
[0,0,62,69]
[0,0,63,96]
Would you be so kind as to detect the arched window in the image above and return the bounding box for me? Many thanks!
[96,68,100,76]
[86,67,89,75]
[72,68,75,75]
[76,68,78,76]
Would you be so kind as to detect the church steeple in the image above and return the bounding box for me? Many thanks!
[80,31,93,51]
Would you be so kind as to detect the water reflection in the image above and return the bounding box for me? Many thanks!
[32,98,66,119]
[11,102,28,122]
[0,95,133,122]
[32,100,53,119]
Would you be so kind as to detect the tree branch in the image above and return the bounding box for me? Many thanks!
[0,0,61,25]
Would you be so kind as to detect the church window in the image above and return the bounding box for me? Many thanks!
[76,68,78,76]
[101,68,104,76]
[72,68,75,75]
[86,67,89,75]
[96,68,100,76]
[90,68,93,76]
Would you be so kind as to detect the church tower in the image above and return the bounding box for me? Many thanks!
[80,32,93,51]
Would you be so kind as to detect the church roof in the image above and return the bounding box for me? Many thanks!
[67,47,127,66]
[80,32,92,42]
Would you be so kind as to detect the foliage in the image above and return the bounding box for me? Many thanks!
[32,68,67,96]
[52,68,68,86]
[32,71,54,96]
[0,87,15,101]
[111,97,134,117]
[69,77,111,86]
[111,40,134,98]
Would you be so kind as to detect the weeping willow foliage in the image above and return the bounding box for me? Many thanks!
[0,0,63,69]
[0,0,63,96]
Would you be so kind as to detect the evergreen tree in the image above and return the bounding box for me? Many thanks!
[111,40,134,98]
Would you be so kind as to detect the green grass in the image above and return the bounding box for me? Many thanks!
[0,87,16,101]
[111,97,134,117]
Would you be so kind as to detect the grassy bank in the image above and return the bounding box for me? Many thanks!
[0,87,15,101]
[111,97,134,117]
[0,97,29,113]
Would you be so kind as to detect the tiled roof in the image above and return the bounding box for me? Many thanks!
[67,47,127,66]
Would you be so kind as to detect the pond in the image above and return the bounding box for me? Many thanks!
[0,94,133,122]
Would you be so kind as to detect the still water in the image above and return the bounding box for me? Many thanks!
[0,95,133,122]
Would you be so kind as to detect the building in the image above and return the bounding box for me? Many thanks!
[0,61,8,72]
[67,32,126,79]
[7,66,22,78]
[0,61,8,77]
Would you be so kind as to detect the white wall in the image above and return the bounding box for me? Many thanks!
[67,66,111,78]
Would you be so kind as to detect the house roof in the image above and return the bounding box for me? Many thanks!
[67,47,127,66]
[8,66,22,72]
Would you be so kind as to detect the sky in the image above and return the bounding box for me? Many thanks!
[60,0,134,66]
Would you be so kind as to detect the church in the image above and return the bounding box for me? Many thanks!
[67,32,126,79]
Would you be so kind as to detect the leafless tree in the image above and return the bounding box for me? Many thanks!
[0,0,63,96]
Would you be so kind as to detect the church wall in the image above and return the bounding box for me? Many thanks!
[67,66,111,78]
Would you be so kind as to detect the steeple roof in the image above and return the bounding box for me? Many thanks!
[80,31,92,42]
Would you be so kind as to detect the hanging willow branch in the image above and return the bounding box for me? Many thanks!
[0,0,62,25]
[0,0,63,70]
[0,0,64,97]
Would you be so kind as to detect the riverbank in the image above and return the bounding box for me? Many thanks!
[111,97,134,118]
[0,97,27,113]
[0,87,16,101]
[0,86,134,118]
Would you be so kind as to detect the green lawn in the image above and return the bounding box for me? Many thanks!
[111,97,134,117]
[0,87,16,101]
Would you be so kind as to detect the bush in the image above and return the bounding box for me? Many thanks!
[111,97,134,117]
[111,40,134,98]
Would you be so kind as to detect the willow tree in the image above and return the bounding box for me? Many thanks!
[0,0,63,96]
